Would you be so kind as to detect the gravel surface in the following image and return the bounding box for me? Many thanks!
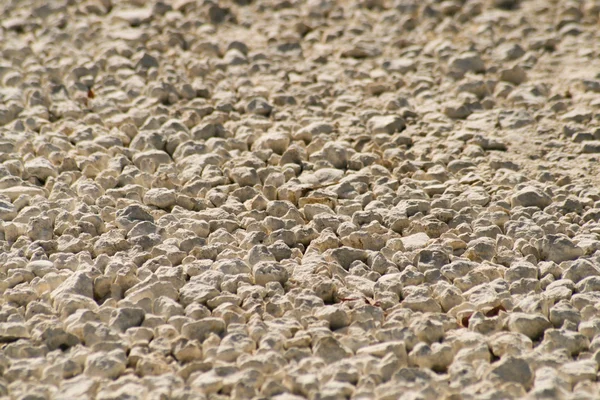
[1,0,600,399]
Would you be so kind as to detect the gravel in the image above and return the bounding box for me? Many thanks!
[1,0,600,398]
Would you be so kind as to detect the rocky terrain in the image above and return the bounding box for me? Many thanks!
[1,0,600,398]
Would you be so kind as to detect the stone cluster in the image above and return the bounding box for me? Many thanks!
[1,0,600,398]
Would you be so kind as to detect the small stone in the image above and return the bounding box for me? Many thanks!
[252,133,290,154]
[540,234,584,263]
[507,312,552,339]
[252,262,289,286]
[85,350,127,379]
[448,52,485,78]
[0,322,30,341]
[485,356,533,389]
[230,167,261,186]
[40,327,80,351]
[341,41,381,58]
[135,52,159,69]
[246,98,273,116]
[542,329,589,356]
[114,8,153,26]
[559,360,598,386]
[400,232,431,251]
[562,259,600,283]
[313,336,352,363]
[495,42,526,61]
[500,65,527,85]
[144,188,177,209]
[109,307,145,332]
[179,280,220,306]
[444,101,472,119]
[505,260,537,282]
[497,109,534,129]
[0,198,16,221]
[51,271,94,300]
[24,157,57,181]
[325,247,368,269]
[510,186,552,209]
[314,306,350,330]
[549,301,581,328]
[464,237,496,261]
[561,108,593,123]
[581,141,600,153]
[367,115,406,134]
[115,204,154,231]
[321,142,348,169]
[488,332,533,358]
[182,318,226,342]
[357,341,408,361]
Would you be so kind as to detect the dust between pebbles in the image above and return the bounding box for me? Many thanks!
[1,0,600,399]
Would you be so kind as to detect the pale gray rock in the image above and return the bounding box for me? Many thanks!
[505,260,537,282]
[507,312,552,339]
[581,141,600,154]
[115,204,154,231]
[132,150,172,170]
[24,157,57,181]
[314,306,350,330]
[497,109,534,129]
[93,231,130,256]
[0,198,16,220]
[325,247,368,269]
[126,280,179,303]
[464,237,496,261]
[313,336,353,363]
[485,356,533,389]
[252,133,290,154]
[321,142,348,169]
[40,327,80,351]
[510,186,552,208]
[252,262,289,286]
[109,307,145,332]
[51,271,94,300]
[144,188,177,209]
[341,41,382,58]
[562,259,600,283]
[561,108,593,123]
[85,350,127,379]
[295,122,333,139]
[181,318,226,342]
[367,115,406,134]
[246,98,273,116]
[0,322,30,341]
[179,280,220,306]
[500,65,527,85]
[488,332,533,358]
[559,360,598,386]
[448,52,485,78]
[230,167,261,186]
[495,42,526,61]
[541,329,589,356]
[134,51,159,69]
[444,101,472,119]
[549,300,581,328]
[540,234,584,263]
[400,232,431,251]
[247,245,276,267]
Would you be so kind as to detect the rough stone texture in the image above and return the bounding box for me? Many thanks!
[2,0,600,398]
